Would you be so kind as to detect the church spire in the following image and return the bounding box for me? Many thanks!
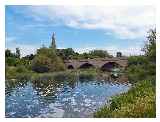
[51,32,56,49]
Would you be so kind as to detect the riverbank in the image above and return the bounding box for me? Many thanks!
[6,67,127,83]
[94,80,156,117]
[6,75,131,118]
[6,68,96,80]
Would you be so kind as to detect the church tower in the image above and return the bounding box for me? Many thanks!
[51,32,56,49]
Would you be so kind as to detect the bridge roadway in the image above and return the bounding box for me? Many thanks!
[64,57,128,70]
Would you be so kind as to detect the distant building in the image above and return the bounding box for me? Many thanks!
[116,52,122,57]
[51,32,56,49]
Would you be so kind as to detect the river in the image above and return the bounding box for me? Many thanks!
[5,74,131,118]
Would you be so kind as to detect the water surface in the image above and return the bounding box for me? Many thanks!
[6,78,131,118]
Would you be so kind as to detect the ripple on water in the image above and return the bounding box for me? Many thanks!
[73,108,80,112]
[84,98,92,107]
[39,107,64,118]
[6,79,131,118]
[49,103,55,109]
[71,98,77,106]
[32,99,39,104]
[62,97,69,102]
[53,102,62,107]
[9,112,16,116]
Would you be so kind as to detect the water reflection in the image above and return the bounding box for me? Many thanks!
[5,79,28,96]
[6,74,131,118]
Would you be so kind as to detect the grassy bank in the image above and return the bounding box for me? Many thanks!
[6,67,98,80]
[5,67,100,85]
[94,80,156,118]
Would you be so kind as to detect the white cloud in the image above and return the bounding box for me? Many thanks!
[74,45,144,56]
[25,6,155,39]
[6,44,38,57]
[6,36,39,57]
[6,6,155,56]
[6,36,143,57]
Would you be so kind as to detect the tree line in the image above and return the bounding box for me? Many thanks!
[6,45,121,73]
[6,28,155,76]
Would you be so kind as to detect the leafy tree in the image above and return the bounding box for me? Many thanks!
[31,55,50,73]
[5,49,16,58]
[127,28,156,83]
[16,65,28,73]
[5,49,17,66]
[89,50,110,58]
[57,48,113,60]
[6,57,17,66]
[5,49,12,57]
[22,54,35,60]
[143,29,156,80]
[128,56,148,66]
[143,29,156,63]
[32,47,65,73]
[82,52,90,59]
[57,48,76,60]
[116,52,122,57]
[16,48,20,58]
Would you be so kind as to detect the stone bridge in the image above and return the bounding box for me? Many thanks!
[64,57,128,70]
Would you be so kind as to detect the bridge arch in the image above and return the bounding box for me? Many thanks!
[67,65,74,69]
[79,63,95,69]
[101,62,121,71]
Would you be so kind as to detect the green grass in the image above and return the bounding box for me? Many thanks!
[5,66,33,80]
[94,80,156,118]
[5,68,99,87]
[5,66,99,80]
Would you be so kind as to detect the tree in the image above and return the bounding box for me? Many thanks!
[5,49,12,57]
[22,54,35,60]
[116,52,122,57]
[31,47,65,73]
[16,48,20,58]
[89,50,110,58]
[5,49,16,58]
[144,29,156,80]
[5,49,17,66]
[6,57,17,66]
[127,28,156,82]
[57,48,76,60]
[143,29,156,63]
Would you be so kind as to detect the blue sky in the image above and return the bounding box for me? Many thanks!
[5,5,155,56]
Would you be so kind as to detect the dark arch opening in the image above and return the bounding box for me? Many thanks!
[79,63,94,69]
[101,62,120,71]
[67,65,74,69]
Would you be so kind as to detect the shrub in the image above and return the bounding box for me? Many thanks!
[16,65,28,73]
[6,57,17,66]
[94,80,156,118]
[31,47,66,73]
[5,66,17,79]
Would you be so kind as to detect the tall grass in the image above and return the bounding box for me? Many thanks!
[94,80,156,117]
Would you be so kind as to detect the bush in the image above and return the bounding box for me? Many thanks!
[6,57,17,66]
[79,69,97,80]
[5,66,17,79]
[31,55,50,73]
[31,47,66,73]
[127,55,155,83]
[16,65,28,73]
[5,65,32,80]
[94,80,156,118]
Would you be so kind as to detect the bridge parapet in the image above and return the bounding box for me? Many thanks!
[64,57,128,69]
